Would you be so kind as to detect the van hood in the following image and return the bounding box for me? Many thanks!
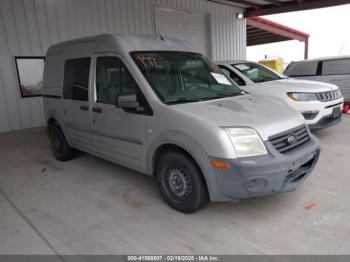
[173,94,305,140]
[256,78,339,92]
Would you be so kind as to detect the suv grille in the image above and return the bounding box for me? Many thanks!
[316,90,342,102]
[269,125,310,154]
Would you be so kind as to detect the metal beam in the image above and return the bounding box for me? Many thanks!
[248,31,275,37]
[247,27,262,33]
[248,31,276,37]
[263,0,282,6]
[296,0,305,8]
[226,0,262,8]
[245,0,350,17]
[248,34,287,43]
[248,38,290,46]
[247,29,263,34]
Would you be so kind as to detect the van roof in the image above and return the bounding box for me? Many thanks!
[290,55,350,64]
[46,34,195,55]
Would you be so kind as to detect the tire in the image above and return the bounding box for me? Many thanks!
[155,151,209,213]
[49,124,75,161]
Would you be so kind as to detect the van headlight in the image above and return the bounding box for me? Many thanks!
[223,127,268,158]
[287,92,318,101]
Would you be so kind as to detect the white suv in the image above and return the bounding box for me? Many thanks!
[217,60,344,130]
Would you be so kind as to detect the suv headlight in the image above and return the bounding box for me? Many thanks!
[223,127,268,158]
[287,92,317,101]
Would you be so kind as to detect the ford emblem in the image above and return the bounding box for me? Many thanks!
[287,134,297,145]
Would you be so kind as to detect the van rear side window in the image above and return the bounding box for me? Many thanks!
[63,58,91,101]
[285,61,318,76]
[322,59,350,75]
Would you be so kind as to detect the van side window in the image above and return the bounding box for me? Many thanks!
[322,59,350,75]
[96,56,141,105]
[96,57,139,105]
[120,64,138,95]
[285,61,318,77]
[218,65,246,86]
[63,58,91,101]
[96,57,121,104]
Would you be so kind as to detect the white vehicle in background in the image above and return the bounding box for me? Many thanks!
[217,60,344,130]
[284,56,350,112]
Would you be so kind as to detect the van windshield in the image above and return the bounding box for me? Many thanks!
[233,62,285,83]
[131,52,242,104]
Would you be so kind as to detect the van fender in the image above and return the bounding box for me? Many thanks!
[46,110,72,146]
[147,130,225,201]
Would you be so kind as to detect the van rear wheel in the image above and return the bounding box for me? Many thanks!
[50,125,75,161]
[155,151,209,213]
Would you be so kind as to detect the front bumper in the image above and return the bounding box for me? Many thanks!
[290,98,344,127]
[308,113,342,130]
[212,135,320,200]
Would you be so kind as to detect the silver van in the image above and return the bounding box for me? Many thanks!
[43,34,320,213]
[285,56,350,102]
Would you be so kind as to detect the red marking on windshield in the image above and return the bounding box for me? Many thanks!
[137,55,147,68]
[136,55,164,69]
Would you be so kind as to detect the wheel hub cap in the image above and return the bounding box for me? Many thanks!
[166,166,190,199]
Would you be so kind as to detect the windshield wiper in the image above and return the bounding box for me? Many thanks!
[256,77,283,83]
[216,91,242,97]
[198,92,242,101]
[166,97,201,105]
[166,91,243,104]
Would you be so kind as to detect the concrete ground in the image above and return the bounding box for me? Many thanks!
[0,116,349,255]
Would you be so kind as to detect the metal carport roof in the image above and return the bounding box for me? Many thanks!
[246,16,310,58]
[224,0,350,17]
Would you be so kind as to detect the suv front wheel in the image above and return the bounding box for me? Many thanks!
[155,151,209,213]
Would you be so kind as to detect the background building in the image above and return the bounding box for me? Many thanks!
[0,0,246,133]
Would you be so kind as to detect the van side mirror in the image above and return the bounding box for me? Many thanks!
[116,94,142,111]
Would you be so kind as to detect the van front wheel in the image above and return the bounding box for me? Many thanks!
[50,125,75,161]
[155,151,209,213]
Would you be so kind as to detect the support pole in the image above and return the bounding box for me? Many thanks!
[304,38,309,59]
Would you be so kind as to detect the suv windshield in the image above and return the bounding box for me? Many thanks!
[131,52,242,104]
[233,62,285,83]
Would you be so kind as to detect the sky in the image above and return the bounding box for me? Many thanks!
[247,4,350,64]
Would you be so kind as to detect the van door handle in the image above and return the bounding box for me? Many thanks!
[80,105,89,111]
[93,107,103,113]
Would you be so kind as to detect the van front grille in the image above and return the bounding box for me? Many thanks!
[316,90,342,102]
[269,125,310,154]
[282,155,316,191]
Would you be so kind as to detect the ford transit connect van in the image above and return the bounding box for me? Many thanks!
[43,34,320,213]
